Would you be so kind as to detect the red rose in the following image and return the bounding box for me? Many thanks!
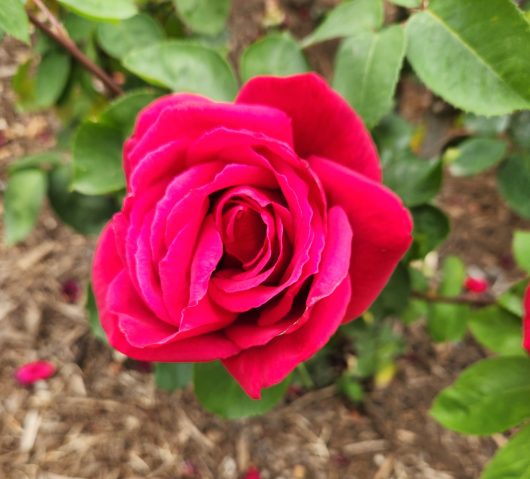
[92,74,412,398]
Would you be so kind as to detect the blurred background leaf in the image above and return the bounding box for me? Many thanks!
[123,41,237,100]
[194,361,290,418]
[406,0,530,115]
[333,25,406,128]
[241,32,308,82]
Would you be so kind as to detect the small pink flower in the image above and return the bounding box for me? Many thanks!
[464,276,489,294]
[15,360,56,386]
[242,467,261,479]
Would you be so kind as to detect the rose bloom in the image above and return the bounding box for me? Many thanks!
[93,74,412,398]
[523,285,530,353]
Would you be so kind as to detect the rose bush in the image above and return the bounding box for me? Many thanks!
[92,73,412,398]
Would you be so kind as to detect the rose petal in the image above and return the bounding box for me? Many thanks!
[93,174,240,363]
[15,360,55,386]
[186,128,324,312]
[243,467,261,479]
[237,73,380,181]
[126,102,294,179]
[93,221,126,341]
[309,156,412,320]
[224,206,352,349]
[188,215,223,306]
[132,94,211,140]
[223,276,351,399]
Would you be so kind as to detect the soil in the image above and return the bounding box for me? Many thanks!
[0,1,523,478]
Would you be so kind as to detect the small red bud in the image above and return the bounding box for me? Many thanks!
[464,276,489,294]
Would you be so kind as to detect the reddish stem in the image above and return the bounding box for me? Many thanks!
[26,10,122,97]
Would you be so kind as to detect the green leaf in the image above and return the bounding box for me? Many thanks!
[4,169,47,245]
[497,155,530,219]
[400,299,428,325]
[346,320,404,378]
[427,256,468,342]
[498,280,527,318]
[8,152,62,174]
[12,60,35,111]
[338,375,364,402]
[240,32,309,83]
[409,205,450,259]
[406,0,530,115]
[173,0,231,36]
[48,165,117,235]
[11,51,71,112]
[373,114,413,160]
[155,363,193,391]
[462,114,510,137]
[431,356,530,435]
[333,25,406,128]
[383,150,442,207]
[63,13,96,43]
[389,0,420,6]
[72,122,125,195]
[86,283,107,343]
[513,230,530,274]
[0,0,30,43]
[447,138,507,177]
[194,361,289,418]
[97,14,164,60]
[56,0,137,22]
[100,89,160,136]
[35,51,72,109]
[371,263,411,318]
[123,41,237,101]
[469,307,525,357]
[301,0,384,48]
[482,424,530,479]
[434,255,466,301]
[510,111,530,150]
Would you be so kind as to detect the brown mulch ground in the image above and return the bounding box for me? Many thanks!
[1,1,523,478]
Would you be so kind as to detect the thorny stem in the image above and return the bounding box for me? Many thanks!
[26,6,123,97]
[411,290,496,307]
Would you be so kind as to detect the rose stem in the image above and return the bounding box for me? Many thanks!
[26,4,123,97]
[296,363,315,389]
[411,291,495,307]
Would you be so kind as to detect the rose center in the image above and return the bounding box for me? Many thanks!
[221,203,267,266]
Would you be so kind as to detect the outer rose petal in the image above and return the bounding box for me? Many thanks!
[523,286,530,353]
[223,276,352,399]
[92,222,240,361]
[125,94,210,180]
[237,73,381,181]
[309,156,413,320]
[126,102,294,181]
